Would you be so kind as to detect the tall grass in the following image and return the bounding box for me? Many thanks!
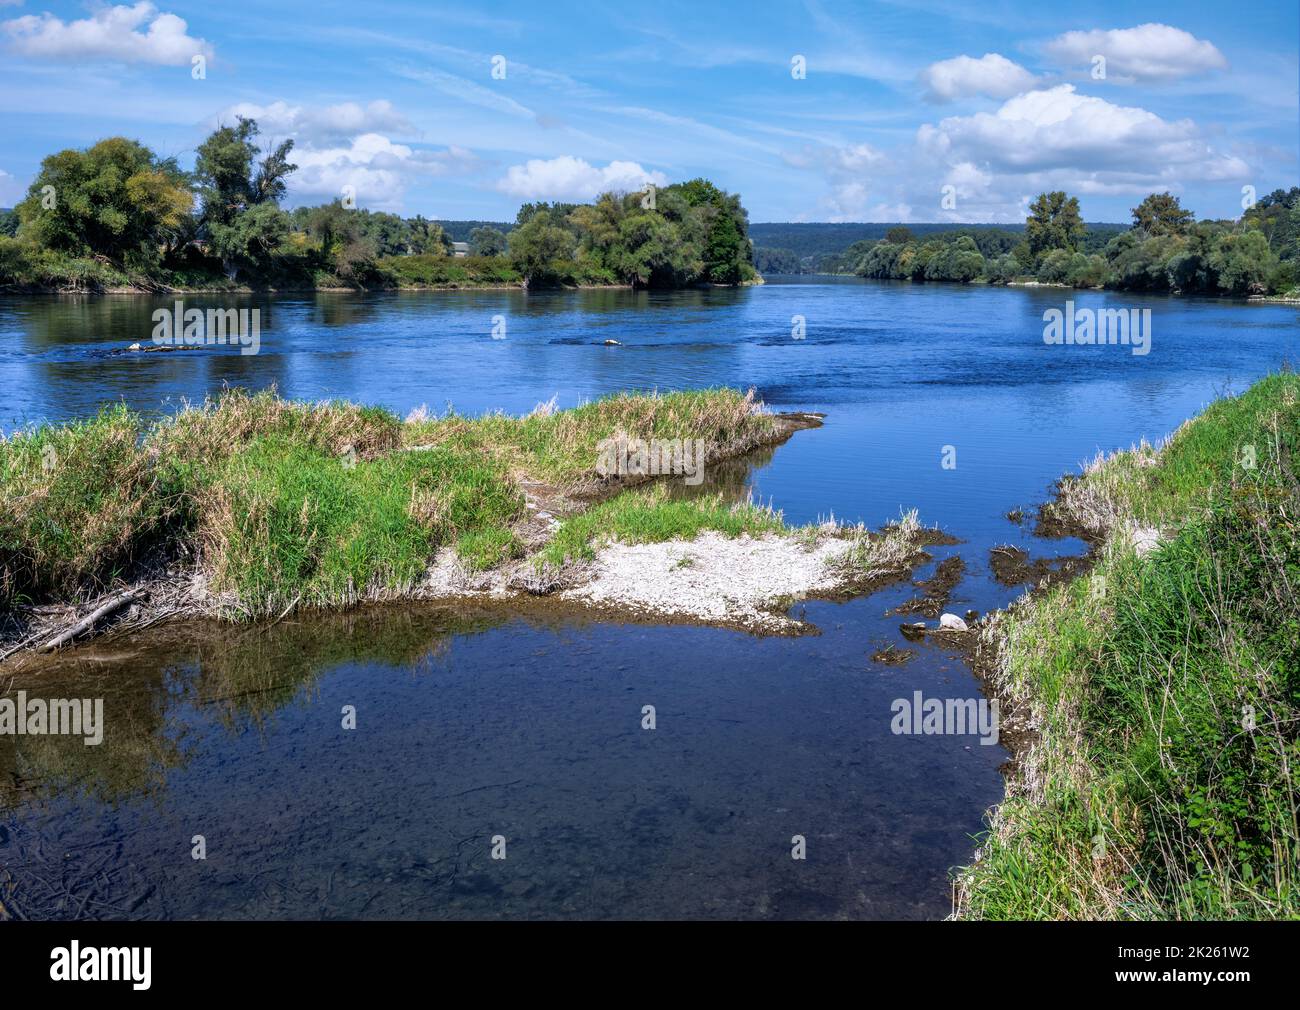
[0,404,163,604]
[956,371,1300,919]
[405,387,778,490]
[1,386,783,619]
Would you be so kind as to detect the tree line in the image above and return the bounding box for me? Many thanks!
[0,121,754,291]
[848,190,1300,296]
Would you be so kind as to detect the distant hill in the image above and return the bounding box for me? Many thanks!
[750,221,1128,273]
[435,220,514,242]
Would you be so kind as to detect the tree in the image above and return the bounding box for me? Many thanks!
[193,118,295,228]
[1026,191,1085,257]
[469,226,507,257]
[408,216,452,255]
[192,118,296,278]
[1210,231,1275,294]
[207,202,290,278]
[675,178,751,283]
[884,226,914,245]
[16,138,192,267]
[608,212,694,287]
[986,254,1018,285]
[1131,192,1194,237]
[507,210,577,284]
[924,235,984,282]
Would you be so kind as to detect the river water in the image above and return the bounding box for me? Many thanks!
[1,278,1296,919]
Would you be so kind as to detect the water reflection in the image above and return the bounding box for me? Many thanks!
[0,596,1006,920]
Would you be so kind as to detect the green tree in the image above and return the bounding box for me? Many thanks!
[208,202,291,278]
[16,138,192,267]
[194,118,293,227]
[469,226,507,257]
[193,118,295,276]
[507,210,577,284]
[1131,192,1195,237]
[1026,191,1085,257]
[608,212,694,287]
[1210,231,1275,294]
[407,216,452,255]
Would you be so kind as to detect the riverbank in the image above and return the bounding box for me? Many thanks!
[0,388,940,661]
[954,370,1299,919]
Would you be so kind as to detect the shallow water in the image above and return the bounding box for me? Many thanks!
[1,278,1296,919]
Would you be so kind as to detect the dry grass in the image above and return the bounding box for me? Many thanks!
[824,509,928,585]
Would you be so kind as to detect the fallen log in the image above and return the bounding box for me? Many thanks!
[40,589,141,653]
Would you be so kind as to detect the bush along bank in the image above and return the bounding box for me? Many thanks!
[0,388,936,657]
[955,371,1300,919]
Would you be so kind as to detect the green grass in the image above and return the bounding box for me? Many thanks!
[536,483,788,567]
[0,404,163,604]
[198,436,523,615]
[1,386,784,619]
[957,370,1300,920]
[405,386,778,489]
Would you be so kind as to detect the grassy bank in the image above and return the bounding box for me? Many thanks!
[0,387,791,620]
[956,371,1300,919]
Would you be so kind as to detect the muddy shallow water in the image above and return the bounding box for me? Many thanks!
[1,278,1296,918]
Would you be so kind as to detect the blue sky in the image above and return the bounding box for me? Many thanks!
[0,0,1296,223]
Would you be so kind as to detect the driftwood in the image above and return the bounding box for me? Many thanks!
[40,589,141,653]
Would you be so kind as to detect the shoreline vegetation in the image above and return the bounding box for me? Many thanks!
[955,369,1299,920]
[0,387,939,661]
[0,119,758,295]
[757,189,1300,299]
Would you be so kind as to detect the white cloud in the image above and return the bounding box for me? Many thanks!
[290,134,479,210]
[214,100,412,144]
[917,84,1248,181]
[1045,23,1228,83]
[2,3,213,64]
[207,99,475,211]
[782,142,889,221]
[496,156,667,201]
[920,53,1039,102]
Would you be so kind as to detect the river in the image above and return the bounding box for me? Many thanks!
[1,277,1295,919]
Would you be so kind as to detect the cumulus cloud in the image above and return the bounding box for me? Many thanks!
[789,80,1251,223]
[2,3,213,64]
[213,100,412,144]
[1045,23,1228,83]
[290,134,479,209]
[206,99,477,210]
[496,156,667,201]
[917,84,1248,181]
[920,53,1039,102]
